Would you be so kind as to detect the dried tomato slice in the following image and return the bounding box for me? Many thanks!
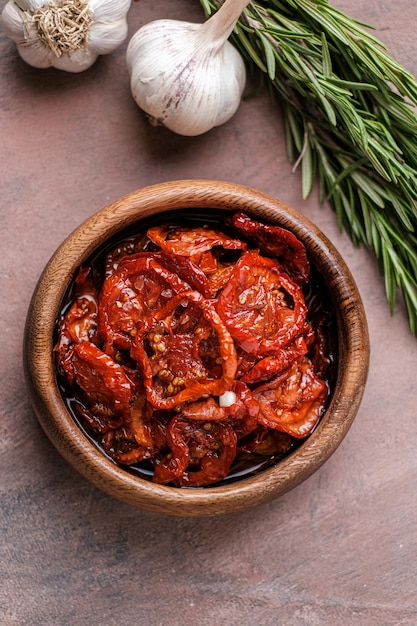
[100,395,167,465]
[179,421,237,487]
[54,267,99,380]
[153,415,237,487]
[152,415,193,484]
[222,381,260,441]
[131,290,238,409]
[147,224,247,295]
[228,212,310,284]
[238,428,294,459]
[71,342,132,410]
[216,250,307,355]
[206,262,236,294]
[146,224,247,257]
[240,333,310,384]
[97,253,192,352]
[155,251,211,297]
[180,397,226,421]
[70,343,165,461]
[73,399,125,434]
[101,424,155,465]
[104,233,151,276]
[254,356,329,438]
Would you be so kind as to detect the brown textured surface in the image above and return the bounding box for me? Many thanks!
[1,0,417,623]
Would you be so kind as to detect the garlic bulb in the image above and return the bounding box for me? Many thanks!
[1,0,131,72]
[126,0,250,137]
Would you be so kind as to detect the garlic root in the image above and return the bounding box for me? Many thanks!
[1,0,131,73]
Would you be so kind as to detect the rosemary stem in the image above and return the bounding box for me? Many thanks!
[200,0,417,335]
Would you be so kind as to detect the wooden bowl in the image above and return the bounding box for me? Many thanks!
[24,180,369,517]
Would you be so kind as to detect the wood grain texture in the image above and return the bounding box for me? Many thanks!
[1,0,417,623]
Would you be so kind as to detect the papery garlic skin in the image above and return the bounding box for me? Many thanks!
[126,16,247,137]
[1,0,131,72]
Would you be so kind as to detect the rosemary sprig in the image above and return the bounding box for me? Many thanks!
[200,0,417,334]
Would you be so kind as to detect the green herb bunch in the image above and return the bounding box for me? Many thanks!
[200,0,417,335]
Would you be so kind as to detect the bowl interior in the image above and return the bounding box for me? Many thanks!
[24,180,369,516]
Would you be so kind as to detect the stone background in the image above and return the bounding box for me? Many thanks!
[1,1,416,624]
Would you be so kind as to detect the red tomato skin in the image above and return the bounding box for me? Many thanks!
[216,250,307,355]
[254,356,329,438]
[147,224,247,257]
[54,267,99,380]
[228,211,310,284]
[131,290,238,410]
[153,416,237,487]
[97,254,193,352]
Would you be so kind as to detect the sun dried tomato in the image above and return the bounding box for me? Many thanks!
[216,250,307,355]
[55,213,333,487]
[153,415,237,486]
[104,233,151,276]
[69,344,165,462]
[177,382,259,440]
[254,356,329,438]
[239,334,310,384]
[152,415,194,484]
[147,224,247,294]
[100,395,167,465]
[179,421,237,487]
[98,253,192,353]
[238,427,294,459]
[130,290,237,409]
[206,262,237,294]
[54,267,99,380]
[228,211,310,284]
[147,224,247,257]
[180,396,227,421]
[70,341,133,415]
[72,399,125,434]
[154,251,211,297]
[101,425,154,465]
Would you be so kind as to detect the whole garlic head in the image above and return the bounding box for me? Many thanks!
[126,0,250,137]
[1,0,131,72]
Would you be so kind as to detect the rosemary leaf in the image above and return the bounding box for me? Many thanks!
[258,32,276,79]
[301,131,315,199]
[320,32,332,78]
[201,0,417,335]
